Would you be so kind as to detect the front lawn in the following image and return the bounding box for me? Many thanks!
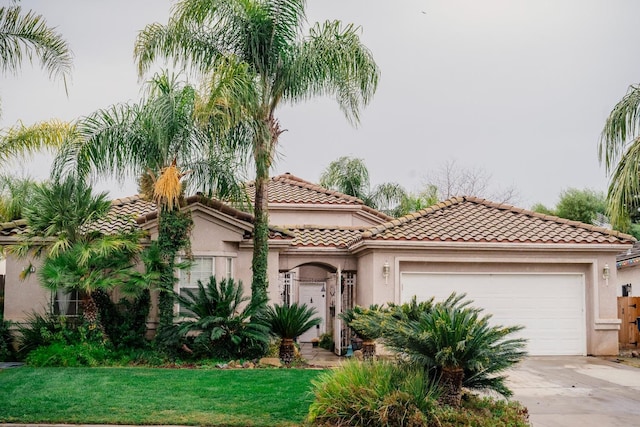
[0,367,322,426]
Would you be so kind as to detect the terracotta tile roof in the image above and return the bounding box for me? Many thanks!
[89,195,157,235]
[136,195,294,239]
[352,196,635,245]
[284,226,368,248]
[245,173,393,221]
[0,219,27,236]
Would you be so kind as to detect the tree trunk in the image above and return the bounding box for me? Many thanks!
[251,140,270,305]
[279,338,295,365]
[362,339,376,361]
[439,366,464,407]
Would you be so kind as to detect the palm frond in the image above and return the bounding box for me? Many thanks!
[0,6,72,82]
[0,119,75,164]
[283,20,379,125]
[605,138,640,229]
[599,85,640,172]
[264,302,321,339]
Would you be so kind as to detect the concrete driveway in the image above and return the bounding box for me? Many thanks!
[507,356,640,427]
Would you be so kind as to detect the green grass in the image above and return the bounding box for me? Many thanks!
[0,367,324,426]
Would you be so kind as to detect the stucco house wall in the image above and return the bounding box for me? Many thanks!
[3,254,48,324]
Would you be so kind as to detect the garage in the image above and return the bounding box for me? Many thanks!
[400,272,586,356]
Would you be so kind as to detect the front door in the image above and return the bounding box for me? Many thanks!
[298,282,326,342]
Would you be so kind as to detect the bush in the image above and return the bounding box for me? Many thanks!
[308,360,440,426]
[318,332,334,351]
[15,312,105,360]
[93,289,150,349]
[26,341,112,367]
[433,393,530,427]
[0,319,15,361]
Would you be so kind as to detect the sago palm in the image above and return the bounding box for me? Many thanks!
[175,276,270,359]
[135,0,379,301]
[263,302,320,365]
[380,297,527,406]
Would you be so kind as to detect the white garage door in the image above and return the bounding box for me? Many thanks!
[401,272,586,356]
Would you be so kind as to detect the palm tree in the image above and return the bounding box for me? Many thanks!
[599,84,640,229]
[0,174,39,222]
[320,156,408,217]
[0,5,72,117]
[263,302,321,365]
[48,72,249,341]
[135,0,380,302]
[14,176,148,328]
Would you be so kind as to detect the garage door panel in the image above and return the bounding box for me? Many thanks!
[400,272,586,356]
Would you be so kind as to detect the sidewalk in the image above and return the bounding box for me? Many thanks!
[299,342,343,367]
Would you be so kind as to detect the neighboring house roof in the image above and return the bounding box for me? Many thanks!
[616,241,640,269]
[351,196,635,246]
[245,173,393,222]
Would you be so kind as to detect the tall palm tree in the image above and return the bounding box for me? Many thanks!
[599,85,640,230]
[135,0,380,301]
[50,71,250,339]
[0,5,72,110]
[320,156,408,216]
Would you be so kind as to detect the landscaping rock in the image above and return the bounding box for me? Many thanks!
[216,363,229,369]
[259,357,282,367]
[632,351,639,358]
[242,361,255,369]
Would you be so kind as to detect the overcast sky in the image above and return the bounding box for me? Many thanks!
[3,0,640,209]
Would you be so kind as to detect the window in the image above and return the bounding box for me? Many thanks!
[52,289,83,317]
[177,256,215,314]
[226,257,233,279]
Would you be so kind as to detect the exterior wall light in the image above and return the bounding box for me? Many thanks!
[602,264,610,280]
[382,261,390,285]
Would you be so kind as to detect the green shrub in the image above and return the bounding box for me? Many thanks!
[93,289,150,349]
[16,312,105,360]
[26,342,112,367]
[0,319,15,361]
[308,360,440,426]
[318,332,334,351]
[433,393,530,426]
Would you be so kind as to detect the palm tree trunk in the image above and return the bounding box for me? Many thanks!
[279,338,295,365]
[439,366,464,407]
[362,340,376,361]
[251,138,270,305]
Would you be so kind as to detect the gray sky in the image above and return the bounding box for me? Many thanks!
[3,0,640,209]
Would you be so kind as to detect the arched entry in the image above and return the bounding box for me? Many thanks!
[278,262,356,354]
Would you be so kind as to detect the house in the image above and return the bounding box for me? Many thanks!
[0,173,634,356]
